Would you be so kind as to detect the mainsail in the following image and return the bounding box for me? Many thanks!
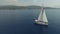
[38,7,48,22]
[38,8,43,20]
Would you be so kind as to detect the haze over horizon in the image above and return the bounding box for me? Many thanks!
[0,0,60,8]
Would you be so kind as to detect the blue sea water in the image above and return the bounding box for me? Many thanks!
[0,9,60,34]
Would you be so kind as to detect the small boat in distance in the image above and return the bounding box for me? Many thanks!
[35,6,48,25]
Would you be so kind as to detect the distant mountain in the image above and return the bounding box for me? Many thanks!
[0,5,57,9]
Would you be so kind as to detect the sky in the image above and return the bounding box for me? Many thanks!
[0,0,60,8]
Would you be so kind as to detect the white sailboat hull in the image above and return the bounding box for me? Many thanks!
[35,20,48,25]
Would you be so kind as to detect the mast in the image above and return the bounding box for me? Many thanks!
[38,4,45,21]
[38,4,48,22]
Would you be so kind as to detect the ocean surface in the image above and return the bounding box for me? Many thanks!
[0,9,60,34]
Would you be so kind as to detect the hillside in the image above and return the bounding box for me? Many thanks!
[0,5,57,9]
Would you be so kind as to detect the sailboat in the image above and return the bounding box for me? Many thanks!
[35,6,48,25]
